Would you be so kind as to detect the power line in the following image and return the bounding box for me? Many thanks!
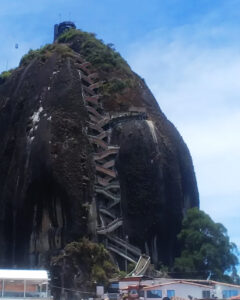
[166,271,209,274]
[50,284,95,295]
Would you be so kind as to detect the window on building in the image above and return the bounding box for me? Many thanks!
[25,280,47,298]
[167,290,175,298]
[110,283,119,289]
[222,290,238,299]
[147,290,162,298]
[129,289,138,296]
[108,282,119,293]
[202,290,211,299]
[139,290,144,297]
[3,280,24,298]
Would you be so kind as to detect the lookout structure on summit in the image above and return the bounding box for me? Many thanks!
[54,21,76,41]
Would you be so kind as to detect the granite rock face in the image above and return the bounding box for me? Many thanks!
[0,33,199,269]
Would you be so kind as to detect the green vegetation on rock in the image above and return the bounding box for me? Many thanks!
[173,208,239,282]
[58,28,131,73]
[0,70,13,82]
[17,28,136,101]
[58,28,137,100]
[102,78,132,96]
[20,44,75,66]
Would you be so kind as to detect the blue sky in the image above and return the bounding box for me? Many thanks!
[1,0,240,256]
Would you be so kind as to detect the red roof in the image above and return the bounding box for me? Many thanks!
[182,279,240,289]
[120,277,142,282]
[143,280,214,290]
[122,285,149,290]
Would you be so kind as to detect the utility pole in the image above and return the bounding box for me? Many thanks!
[125,235,128,272]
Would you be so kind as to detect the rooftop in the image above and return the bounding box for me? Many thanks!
[143,280,215,290]
[0,270,49,280]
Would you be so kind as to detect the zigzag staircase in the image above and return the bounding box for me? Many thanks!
[75,54,150,273]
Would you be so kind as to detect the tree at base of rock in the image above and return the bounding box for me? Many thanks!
[50,238,118,299]
[173,207,239,282]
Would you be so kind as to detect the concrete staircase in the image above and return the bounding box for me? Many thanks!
[127,255,151,276]
[75,54,150,270]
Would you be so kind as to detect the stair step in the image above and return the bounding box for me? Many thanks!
[96,165,117,178]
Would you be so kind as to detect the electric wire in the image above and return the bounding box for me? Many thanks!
[50,284,95,295]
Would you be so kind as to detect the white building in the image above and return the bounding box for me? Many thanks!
[117,277,240,300]
[143,281,214,300]
[0,269,52,299]
[201,280,240,299]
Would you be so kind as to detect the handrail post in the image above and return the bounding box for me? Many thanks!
[1,280,3,298]
[2,280,4,298]
[24,280,26,298]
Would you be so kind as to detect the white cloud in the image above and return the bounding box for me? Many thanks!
[126,19,240,246]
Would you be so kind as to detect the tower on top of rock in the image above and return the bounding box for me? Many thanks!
[54,21,76,41]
